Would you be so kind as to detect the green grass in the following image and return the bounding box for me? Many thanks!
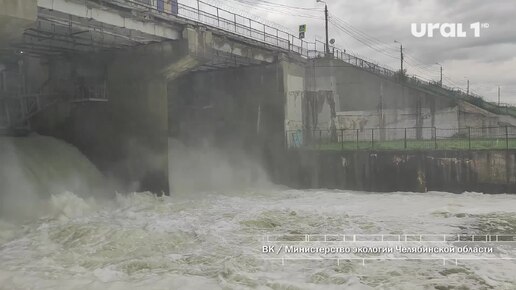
[304,138,516,151]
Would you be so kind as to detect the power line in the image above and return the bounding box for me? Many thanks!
[226,0,323,19]
[328,13,442,81]
[232,0,323,11]
[329,14,397,52]
[214,1,490,96]
[207,0,319,33]
[329,17,399,60]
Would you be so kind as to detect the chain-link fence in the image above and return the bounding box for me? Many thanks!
[287,126,516,151]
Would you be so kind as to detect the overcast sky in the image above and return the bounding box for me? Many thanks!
[204,0,516,103]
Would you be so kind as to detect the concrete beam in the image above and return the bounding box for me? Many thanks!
[212,34,276,64]
[37,0,181,40]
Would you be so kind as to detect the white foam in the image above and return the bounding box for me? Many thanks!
[0,189,515,289]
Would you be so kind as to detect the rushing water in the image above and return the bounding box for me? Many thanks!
[1,190,516,289]
[1,136,516,289]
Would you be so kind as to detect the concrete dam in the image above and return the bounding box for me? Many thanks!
[3,1,516,289]
[1,0,515,194]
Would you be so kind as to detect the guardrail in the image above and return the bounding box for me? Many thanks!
[287,126,516,151]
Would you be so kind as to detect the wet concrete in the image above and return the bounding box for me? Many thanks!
[278,150,516,194]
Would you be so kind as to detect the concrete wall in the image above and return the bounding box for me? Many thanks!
[281,150,516,194]
[328,59,458,132]
[283,58,516,147]
[283,58,306,131]
[168,60,287,183]
[336,107,459,140]
[28,37,200,194]
[282,57,465,147]
[0,0,37,47]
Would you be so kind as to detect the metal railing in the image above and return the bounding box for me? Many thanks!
[287,126,516,151]
[0,94,61,130]
[109,0,318,57]
[0,71,26,95]
[73,81,108,102]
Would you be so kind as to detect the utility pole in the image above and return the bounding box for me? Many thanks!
[498,86,501,106]
[394,40,404,74]
[440,66,443,86]
[467,79,470,96]
[436,63,442,86]
[317,0,330,55]
[325,4,330,55]
[400,44,404,73]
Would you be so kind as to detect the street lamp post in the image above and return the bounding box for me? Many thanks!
[498,86,501,106]
[436,63,443,86]
[394,40,404,74]
[316,0,330,55]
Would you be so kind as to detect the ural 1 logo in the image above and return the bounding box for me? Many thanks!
[411,22,489,38]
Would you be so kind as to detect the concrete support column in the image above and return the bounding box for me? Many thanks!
[104,38,202,194]
[281,54,306,148]
[106,70,169,193]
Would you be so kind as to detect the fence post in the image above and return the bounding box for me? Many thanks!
[197,0,200,21]
[371,129,374,149]
[285,130,288,150]
[404,128,407,149]
[506,126,509,150]
[234,14,237,32]
[263,24,266,41]
[5,100,11,126]
[341,129,344,151]
[434,127,437,150]
[468,127,471,150]
[19,98,25,119]
[356,129,359,150]
[216,7,219,26]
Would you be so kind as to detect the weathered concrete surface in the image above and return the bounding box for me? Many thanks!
[282,55,307,137]
[310,58,458,132]
[280,150,516,194]
[84,36,203,193]
[28,28,210,194]
[9,23,288,194]
[37,0,181,40]
[285,58,516,146]
[168,56,290,187]
[212,34,276,63]
[0,0,37,48]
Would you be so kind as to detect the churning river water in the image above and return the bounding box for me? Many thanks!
[1,136,516,289]
[1,190,516,290]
